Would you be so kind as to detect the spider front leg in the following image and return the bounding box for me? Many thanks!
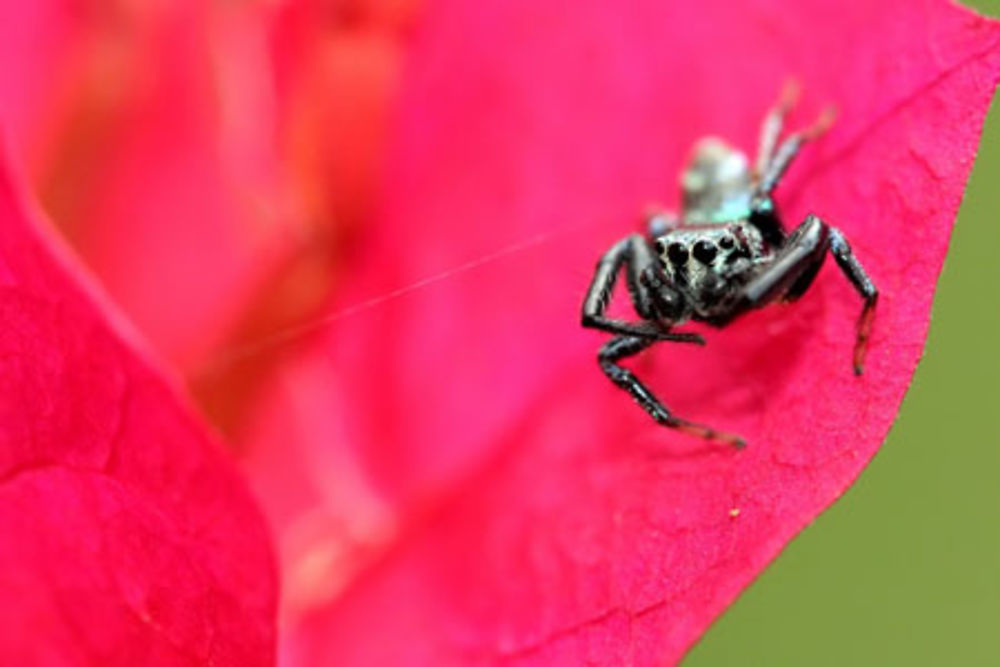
[581,234,703,344]
[828,227,879,374]
[720,214,878,373]
[599,335,746,449]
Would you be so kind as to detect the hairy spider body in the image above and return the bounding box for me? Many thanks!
[581,86,878,448]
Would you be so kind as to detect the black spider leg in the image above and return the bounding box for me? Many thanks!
[710,214,830,328]
[599,336,746,449]
[581,234,702,343]
[828,227,879,374]
[714,215,878,373]
[750,97,836,247]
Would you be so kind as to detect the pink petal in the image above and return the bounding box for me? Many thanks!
[71,3,291,371]
[0,150,276,663]
[0,2,76,162]
[258,0,1000,663]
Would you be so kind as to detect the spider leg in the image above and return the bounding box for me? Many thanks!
[599,335,746,448]
[582,234,703,344]
[828,226,879,375]
[724,214,831,319]
[755,80,799,177]
[757,106,836,196]
[718,214,878,373]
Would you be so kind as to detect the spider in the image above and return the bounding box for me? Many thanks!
[581,85,878,448]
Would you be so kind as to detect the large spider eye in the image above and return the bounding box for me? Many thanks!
[693,240,718,264]
[666,242,689,265]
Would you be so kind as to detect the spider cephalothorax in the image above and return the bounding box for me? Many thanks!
[581,85,878,448]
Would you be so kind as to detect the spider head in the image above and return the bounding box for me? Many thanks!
[654,222,763,313]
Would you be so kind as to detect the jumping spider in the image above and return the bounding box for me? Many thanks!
[581,85,878,448]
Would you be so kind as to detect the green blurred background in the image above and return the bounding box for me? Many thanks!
[687,1,1000,664]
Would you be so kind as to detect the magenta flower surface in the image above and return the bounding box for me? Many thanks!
[0,152,276,664]
[261,0,1000,663]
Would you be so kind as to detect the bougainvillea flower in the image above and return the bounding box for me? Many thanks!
[236,0,1000,664]
[0,149,276,663]
[3,0,999,664]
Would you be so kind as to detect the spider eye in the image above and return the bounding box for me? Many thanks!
[666,242,689,265]
[719,235,735,250]
[693,240,718,264]
[654,239,666,253]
